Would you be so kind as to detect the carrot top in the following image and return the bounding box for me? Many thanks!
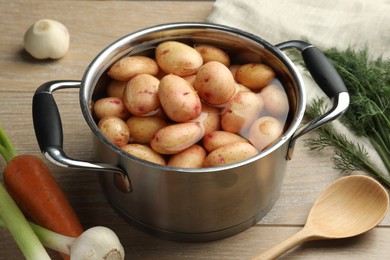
[0,127,18,163]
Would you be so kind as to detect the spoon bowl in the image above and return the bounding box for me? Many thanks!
[253,175,389,259]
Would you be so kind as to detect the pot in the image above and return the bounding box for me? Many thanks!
[32,22,349,242]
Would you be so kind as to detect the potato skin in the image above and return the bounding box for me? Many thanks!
[260,84,289,117]
[151,122,205,155]
[121,143,166,165]
[155,41,203,76]
[235,63,275,90]
[126,116,168,144]
[203,131,249,152]
[98,116,130,147]
[182,74,197,86]
[221,91,264,133]
[194,61,235,105]
[203,142,258,167]
[158,74,202,122]
[248,116,284,151]
[234,82,251,93]
[194,45,230,67]
[107,56,159,81]
[94,97,130,120]
[123,74,160,116]
[167,145,207,168]
[199,103,221,135]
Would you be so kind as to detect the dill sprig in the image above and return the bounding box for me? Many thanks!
[304,48,390,187]
[305,99,390,186]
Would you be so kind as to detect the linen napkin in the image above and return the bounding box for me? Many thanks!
[207,0,390,176]
[208,0,390,58]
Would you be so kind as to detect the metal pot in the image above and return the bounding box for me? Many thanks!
[32,22,349,242]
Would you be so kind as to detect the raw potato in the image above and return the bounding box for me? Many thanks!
[204,142,258,167]
[158,74,202,122]
[121,144,166,165]
[107,56,159,81]
[203,131,249,152]
[236,63,275,90]
[93,97,130,120]
[194,61,235,105]
[194,45,230,67]
[107,80,127,98]
[151,122,205,155]
[198,103,221,135]
[182,74,197,86]
[123,74,160,116]
[98,116,130,147]
[260,84,289,117]
[235,83,251,93]
[221,91,264,133]
[248,116,284,151]
[126,116,168,144]
[167,145,206,168]
[155,41,203,76]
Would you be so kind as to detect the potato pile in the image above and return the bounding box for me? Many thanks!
[93,41,290,168]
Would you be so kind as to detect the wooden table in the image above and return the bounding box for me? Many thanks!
[1,1,389,259]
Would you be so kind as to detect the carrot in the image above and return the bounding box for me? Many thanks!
[0,127,83,260]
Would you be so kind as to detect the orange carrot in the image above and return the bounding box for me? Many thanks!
[0,127,83,260]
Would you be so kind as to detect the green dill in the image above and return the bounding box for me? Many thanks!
[304,48,390,187]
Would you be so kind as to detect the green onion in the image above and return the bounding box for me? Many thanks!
[0,181,51,260]
[0,127,17,163]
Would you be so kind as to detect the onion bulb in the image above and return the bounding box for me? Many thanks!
[24,19,70,59]
[70,226,125,260]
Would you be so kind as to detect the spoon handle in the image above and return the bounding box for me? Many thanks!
[252,227,313,260]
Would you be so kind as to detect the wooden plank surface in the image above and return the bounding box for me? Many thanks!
[0,1,389,259]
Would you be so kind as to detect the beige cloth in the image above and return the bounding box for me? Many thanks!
[208,0,390,59]
[207,0,390,176]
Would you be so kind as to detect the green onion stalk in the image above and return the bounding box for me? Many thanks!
[304,48,390,187]
[0,181,51,259]
[0,127,51,259]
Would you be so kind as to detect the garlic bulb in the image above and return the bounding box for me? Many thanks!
[70,226,125,260]
[23,19,70,59]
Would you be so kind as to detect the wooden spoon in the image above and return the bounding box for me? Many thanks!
[252,175,389,260]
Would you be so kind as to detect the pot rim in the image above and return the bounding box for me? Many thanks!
[80,22,306,173]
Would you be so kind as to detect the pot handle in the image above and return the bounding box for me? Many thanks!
[276,41,350,160]
[32,80,131,193]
